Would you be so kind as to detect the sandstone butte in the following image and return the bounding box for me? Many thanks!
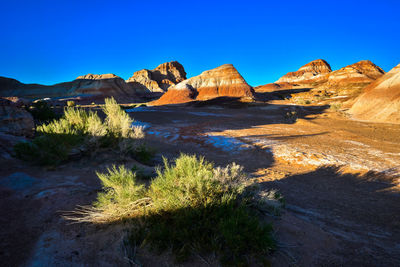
[152,64,255,105]
[126,61,186,94]
[350,63,400,124]
[255,59,385,94]
[0,73,134,99]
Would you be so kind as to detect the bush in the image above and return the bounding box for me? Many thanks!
[29,100,58,122]
[132,144,156,165]
[65,154,276,265]
[67,100,75,107]
[15,97,145,166]
[103,97,134,138]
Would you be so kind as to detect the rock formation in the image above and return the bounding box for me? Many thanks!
[73,73,133,96]
[276,59,332,85]
[153,64,254,105]
[254,82,295,92]
[0,98,34,137]
[126,61,186,94]
[320,60,385,95]
[0,74,135,99]
[350,63,400,124]
[255,60,385,100]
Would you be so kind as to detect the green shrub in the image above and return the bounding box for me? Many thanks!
[132,144,155,165]
[131,165,153,180]
[29,100,58,122]
[103,97,134,138]
[67,100,75,107]
[65,154,276,266]
[15,97,145,166]
[330,102,342,111]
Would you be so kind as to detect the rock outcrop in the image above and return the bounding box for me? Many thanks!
[0,98,34,136]
[153,64,254,105]
[127,61,186,93]
[276,59,332,85]
[350,63,400,124]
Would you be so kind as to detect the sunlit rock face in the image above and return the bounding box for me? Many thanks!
[153,64,254,105]
[276,59,332,84]
[350,63,400,124]
[126,61,186,93]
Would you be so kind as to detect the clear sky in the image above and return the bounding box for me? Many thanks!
[1,0,399,86]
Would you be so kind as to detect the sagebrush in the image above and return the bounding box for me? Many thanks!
[65,154,276,265]
[15,97,145,165]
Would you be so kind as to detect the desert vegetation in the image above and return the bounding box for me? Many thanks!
[28,100,59,122]
[65,154,279,265]
[14,97,146,166]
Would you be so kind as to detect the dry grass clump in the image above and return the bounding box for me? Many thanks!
[65,154,277,265]
[14,97,145,165]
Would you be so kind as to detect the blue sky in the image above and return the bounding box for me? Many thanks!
[1,0,399,86]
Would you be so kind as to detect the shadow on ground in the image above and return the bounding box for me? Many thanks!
[259,166,400,266]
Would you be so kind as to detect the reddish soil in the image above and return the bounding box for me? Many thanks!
[1,96,399,266]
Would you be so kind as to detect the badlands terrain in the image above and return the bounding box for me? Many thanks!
[1,59,400,266]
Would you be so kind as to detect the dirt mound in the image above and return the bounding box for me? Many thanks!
[350,63,400,123]
[255,82,296,92]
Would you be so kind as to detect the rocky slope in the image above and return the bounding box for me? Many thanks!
[126,61,186,94]
[350,63,400,124]
[0,74,134,99]
[152,64,254,105]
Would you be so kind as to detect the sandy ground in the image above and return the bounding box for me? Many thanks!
[1,99,399,266]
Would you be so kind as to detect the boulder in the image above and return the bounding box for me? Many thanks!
[0,98,34,137]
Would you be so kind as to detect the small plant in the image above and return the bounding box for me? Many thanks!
[67,100,75,107]
[284,110,298,123]
[65,154,276,266]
